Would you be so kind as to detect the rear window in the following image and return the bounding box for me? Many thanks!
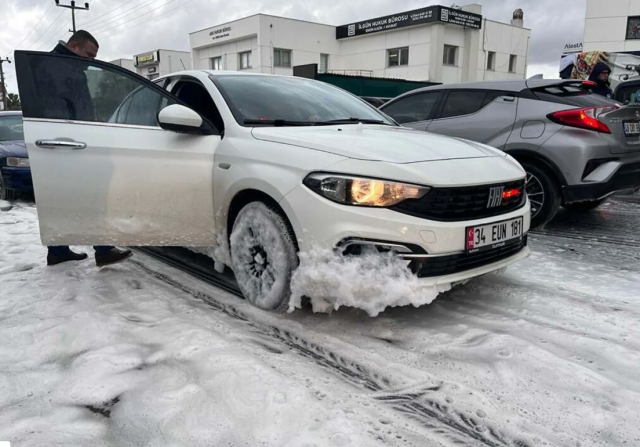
[531,84,618,107]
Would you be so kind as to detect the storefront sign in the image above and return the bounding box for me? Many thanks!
[563,42,583,54]
[135,51,159,67]
[209,26,232,41]
[148,67,157,73]
[336,5,482,39]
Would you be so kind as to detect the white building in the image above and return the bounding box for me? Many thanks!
[189,4,531,84]
[583,0,640,52]
[109,58,135,72]
[132,49,192,80]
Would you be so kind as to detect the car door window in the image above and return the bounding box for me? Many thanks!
[481,91,506,107]
[15,52,177,126]
[171,79,225,132]
[440,90,487,118]
[382,92,440,124]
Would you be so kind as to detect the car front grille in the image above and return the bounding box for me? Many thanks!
[391,179,527,222]
[411,236,528,278]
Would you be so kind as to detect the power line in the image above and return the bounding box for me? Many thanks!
[55,1,90,34]
[86,0,157,33]
[78,0,140,28]
[13,1,55,50]
[27,8,66,50]
[34,17,70,51]
[93,0,179,36]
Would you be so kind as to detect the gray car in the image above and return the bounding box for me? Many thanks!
[380,78,640,227]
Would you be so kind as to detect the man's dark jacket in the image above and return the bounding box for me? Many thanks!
[46,42,95,121]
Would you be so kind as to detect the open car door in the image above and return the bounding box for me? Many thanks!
[14,50,220,246]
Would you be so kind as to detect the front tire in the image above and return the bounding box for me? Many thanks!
[520,161,560,228]
[230,201,298,312]
[562,199,606,212]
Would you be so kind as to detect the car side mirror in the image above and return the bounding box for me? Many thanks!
[158,104,210,135]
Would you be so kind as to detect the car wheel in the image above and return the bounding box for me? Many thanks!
[562,199,606,212]
[230,201,298,312]
[0,172,16,202]
[520,161,560,228]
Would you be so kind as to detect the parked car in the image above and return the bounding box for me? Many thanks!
[15,50,530,311]
[380,79,640,227]
[0,111,32,201]
[614,78,640,105]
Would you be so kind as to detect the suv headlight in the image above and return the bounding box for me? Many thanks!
[6,157,30,167]
[303,173,430,207]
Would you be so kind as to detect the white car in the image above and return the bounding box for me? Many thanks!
[15,50,531,311]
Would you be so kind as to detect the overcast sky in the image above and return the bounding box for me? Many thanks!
[0,0,587,95]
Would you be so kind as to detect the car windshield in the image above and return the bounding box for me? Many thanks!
[0,115,24,142]
[210,75,395,126]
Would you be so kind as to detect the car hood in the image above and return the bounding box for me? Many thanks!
[251,125,503,163]
[0,140,27,158]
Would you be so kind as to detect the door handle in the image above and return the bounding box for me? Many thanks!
[36,140,86,150]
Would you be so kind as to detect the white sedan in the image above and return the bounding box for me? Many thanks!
[15,50,531,311]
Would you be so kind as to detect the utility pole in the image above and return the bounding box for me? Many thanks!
[0,57,11,111]
[55,0,90,34]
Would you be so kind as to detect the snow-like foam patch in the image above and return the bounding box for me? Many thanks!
[289,247,451,317]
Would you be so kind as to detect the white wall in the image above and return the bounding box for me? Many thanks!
[109,59,135,72]
[584,0,640,52]
[160,50,192,74]
[477,20,530,81]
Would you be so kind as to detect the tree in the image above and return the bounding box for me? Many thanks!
[7,93,21,111]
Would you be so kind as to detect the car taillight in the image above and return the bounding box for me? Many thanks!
[547,106,616,133]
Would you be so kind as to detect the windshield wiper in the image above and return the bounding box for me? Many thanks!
[314,117,390,125]
[244,119,317,126]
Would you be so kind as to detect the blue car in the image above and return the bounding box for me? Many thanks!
[0,111,32,201]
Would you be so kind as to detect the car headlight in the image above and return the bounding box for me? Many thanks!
[6,157,30,167]
[303,173,430,207]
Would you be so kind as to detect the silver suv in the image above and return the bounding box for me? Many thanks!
[380,78,640,227]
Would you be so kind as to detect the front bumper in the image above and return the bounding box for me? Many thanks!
[280,185,531,284]
[0,166,33,193]
[562,161,640,203]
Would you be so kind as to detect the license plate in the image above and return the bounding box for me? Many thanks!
[623,121,640,137]
[466,217,524,253]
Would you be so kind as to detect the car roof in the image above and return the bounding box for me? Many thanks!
[384,78,593,104]
[0,111,22,116]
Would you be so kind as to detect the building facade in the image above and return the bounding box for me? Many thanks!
[132,49,192,80]
[189,4,530,84]
[109,58,135,72]
[583,0,640,52]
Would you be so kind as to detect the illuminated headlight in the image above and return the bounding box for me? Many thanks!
[6,157,30,167]
[303,173,430,207]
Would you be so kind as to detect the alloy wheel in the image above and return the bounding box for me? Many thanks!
[526,172,545,219]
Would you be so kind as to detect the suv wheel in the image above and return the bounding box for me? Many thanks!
[230,201,298,312]
[520,161,560,228]
[563,199,606,212]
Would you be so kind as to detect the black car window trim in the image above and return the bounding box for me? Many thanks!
[14,50,218,135]
[169,76,224,134]
[379,90,443,123]
[433,89,511,120]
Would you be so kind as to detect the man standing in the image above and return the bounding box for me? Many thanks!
[588,62,614,99]
[46,30,132,267]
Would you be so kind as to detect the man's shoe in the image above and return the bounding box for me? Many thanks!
[47,250,89,266]
[95,248,133,267]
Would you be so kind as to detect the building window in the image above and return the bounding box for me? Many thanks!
[487,52,496,70]
[443,45,457,66]
[626,16,640,40]
[388,47,409,67]
[210,56,222,70]
[239,51,252,69]
[320,53,329,73]
[509,55,517,73]
[274,48,292,68]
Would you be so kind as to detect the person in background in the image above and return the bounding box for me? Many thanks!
[46,30,132,267]
[588,62,613,98]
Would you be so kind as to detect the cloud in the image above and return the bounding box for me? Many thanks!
[1,0,587,95]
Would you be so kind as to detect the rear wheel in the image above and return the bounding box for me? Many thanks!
[230,201,298,312]
[563,199,606,212]
[0,172,16,202]
[520,161,560,228]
